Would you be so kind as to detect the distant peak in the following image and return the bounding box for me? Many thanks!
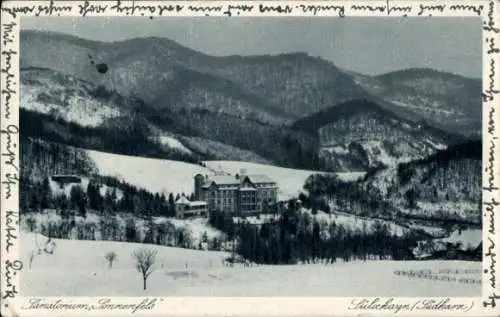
[376,67,475,80]
[280,52,309,58]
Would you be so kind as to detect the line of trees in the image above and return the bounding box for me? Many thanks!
[23,212,222,251]
[208,206,423,265]
[20,175,185,218]
[238,212,421,265]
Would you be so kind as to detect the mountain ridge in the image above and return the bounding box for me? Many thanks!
[20,30,481,172]
[21,29,481,136]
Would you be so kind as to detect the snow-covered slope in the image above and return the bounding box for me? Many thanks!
[87,150,365,199]
[149,135,193,154]
[86,150,212,196]
[361,141,481,223]
[293,99,456,171]
[321,139,446,170]
[313,210,408,237]
[349,68,482,136]
[21,68,123,127]
[204,161,365,200]
[21,232,481,297]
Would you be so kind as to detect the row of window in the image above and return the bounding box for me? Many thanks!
[205,195,274,206]
[185,206,208,212]
[204,189,276,198]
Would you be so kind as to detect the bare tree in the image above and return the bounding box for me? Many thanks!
[29,235,56,269]
[104,251,117,268]
[132,249,157,290]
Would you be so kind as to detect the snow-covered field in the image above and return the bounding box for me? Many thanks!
[205,161,365,200]
[87,150,210,196]
[21,233,481,297]
[86,151,365,200]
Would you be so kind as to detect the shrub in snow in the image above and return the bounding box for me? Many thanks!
[132,248,157,290]
[104,251,117,268]
[25,216,37,232]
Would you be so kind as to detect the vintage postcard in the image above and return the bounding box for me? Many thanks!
[1,0,499,316]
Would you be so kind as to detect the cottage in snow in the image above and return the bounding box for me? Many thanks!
[175,195,208,219]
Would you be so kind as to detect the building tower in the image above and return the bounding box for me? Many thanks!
[194,174,205,201]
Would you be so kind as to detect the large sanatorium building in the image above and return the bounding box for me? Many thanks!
[175,172,279,218]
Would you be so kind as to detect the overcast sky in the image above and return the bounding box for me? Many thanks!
[22,17,482,78]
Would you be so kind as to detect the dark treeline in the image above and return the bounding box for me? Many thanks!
[21,137,189,218]
[20,108,206,164]
[20,174,185,219]
[302,173,396,219]
[20,136,224,251]
[141,106,329,171]
[208,204,421,265]
[21,172,225,251]
[21,136,98,179]
[21,174,221,251]
[21,105,329,171]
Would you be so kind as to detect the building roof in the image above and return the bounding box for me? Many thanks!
[175,196,191,205]
[244,174,276,184]
[51,175,82,183]
[212,175,241,185]
[189,201,207,207]
[201,174,276,188]
[176,196,207,207]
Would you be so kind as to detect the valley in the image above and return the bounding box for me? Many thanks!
[17,29,483,297]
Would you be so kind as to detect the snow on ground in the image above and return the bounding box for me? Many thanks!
[21,85,121,127]
[233,214,280,225]
[150,136,192,154]
[439,229,482,250]
[162,217,224,242]
[49,176,90,197]
[362,141,398,167]
[365,167,396,197]
[413,229,482,259]
[99,184,124,200]
[204,161,365,200]
[49,176,123,201]
[22,211,224,248]
[389,99,456,116]
[414,201,478,220]
[87,151,364,199]
[313,210,409,236]
[87,150,213,195]
[21,232,481,297]
[322,145,350,155]
[303,208,447,238]
[407,224,447,237]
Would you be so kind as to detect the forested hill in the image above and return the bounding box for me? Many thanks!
[303,139,482,225]
[20,31,481,172]
[20,67,324,171]
[291,99,464,172]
